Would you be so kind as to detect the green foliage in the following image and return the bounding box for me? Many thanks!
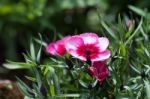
[1,1,150,99]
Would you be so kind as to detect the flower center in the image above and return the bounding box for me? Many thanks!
[77,44,99,60]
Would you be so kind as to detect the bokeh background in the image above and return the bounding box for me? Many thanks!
[0,0,150,80]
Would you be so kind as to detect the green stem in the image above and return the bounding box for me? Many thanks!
[53,73,60,95]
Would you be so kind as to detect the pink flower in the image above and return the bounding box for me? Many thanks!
[88,61,108,83]
[65,33,110,61]
[126,20,133,28]
[47,36,70,56]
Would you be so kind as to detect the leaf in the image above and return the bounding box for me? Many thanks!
[144,79,150,99]
[25,76,36,82]
[3,61,34,69]
[118,14,125,40]
[37,42,42,63]
[120,43,126,57]
[101,21,117,40]
[52,72,60,95]
[33,68,42,88]
[35,34,44,62]
[50,84,55,96]
[130,64,140,74]
[30,40,36,61]
[34,38,47,47]
[22,53,33,63]
[55,94,80,98]
[91,80,98,88]
[79,80,88,88]
[24,96,34,99]
[47,66,60,95]
[32,84,44,99]
[16,77,33,98]
[128,5,147,17]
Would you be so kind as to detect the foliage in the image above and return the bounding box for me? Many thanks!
[3,6,150,98]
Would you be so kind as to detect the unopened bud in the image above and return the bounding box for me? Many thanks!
[127,20,133,29]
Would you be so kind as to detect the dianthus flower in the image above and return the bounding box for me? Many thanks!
[88,61,108,83]
[65,33,110,61]
[47,36,70,56]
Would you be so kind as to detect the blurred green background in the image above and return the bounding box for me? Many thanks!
[0,0,150,75]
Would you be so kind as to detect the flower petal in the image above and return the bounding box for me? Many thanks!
[88,67,97,77]
[49,36,71,56]
[47,43,56,55]
[68,50,86,61]
[97,37,109,52]
[89,61,108,83]
[80,33,99,44]
[91,50,111,61]
[54,43,66,56]
[97,70,108,82]
[65,36,84,51]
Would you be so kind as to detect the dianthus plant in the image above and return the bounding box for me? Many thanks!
[4,33,112,99]
[3,24,150,99]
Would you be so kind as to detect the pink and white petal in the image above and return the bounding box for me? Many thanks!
[91,50,111,61]
[97,37,109,52]
[92,61,105,68]
[79,33,99,44]
[54,44,66,56]
[47,43,56,55]
[65,36,84,51]
[98,69,108,81]
[68,49,86,61]
[88,67,97,77]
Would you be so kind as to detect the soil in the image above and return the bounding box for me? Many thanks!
[0,80,23,99]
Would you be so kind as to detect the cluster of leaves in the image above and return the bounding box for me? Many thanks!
[99,6,150,98]
[3,6,150,99]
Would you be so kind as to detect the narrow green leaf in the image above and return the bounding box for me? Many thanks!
[3,60,35,69]
[16,77,33,97]
[128,5,147,17]
[144,79,150,99]
[47,66,60,95]
[33,68,42,88]
[55,94,80,97]
[22,53,33,63]
[30,40,36,61]
[37,43,42,63]
[125,18,143,45]
[3,62,32,69]
[120,44,126,57]
[118,14,125,40]
[36,34,43,62]
[130,65,140,74]
[50,84,55,96]
[34,38,47,47]
[32,84,44,99]
[24,96,34,99]
[79,80,88,88]
[91,80,98,88]
[25,76,36,82]
[101,21,117,39]
[52,72,60,95]
[17,83,33,98]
